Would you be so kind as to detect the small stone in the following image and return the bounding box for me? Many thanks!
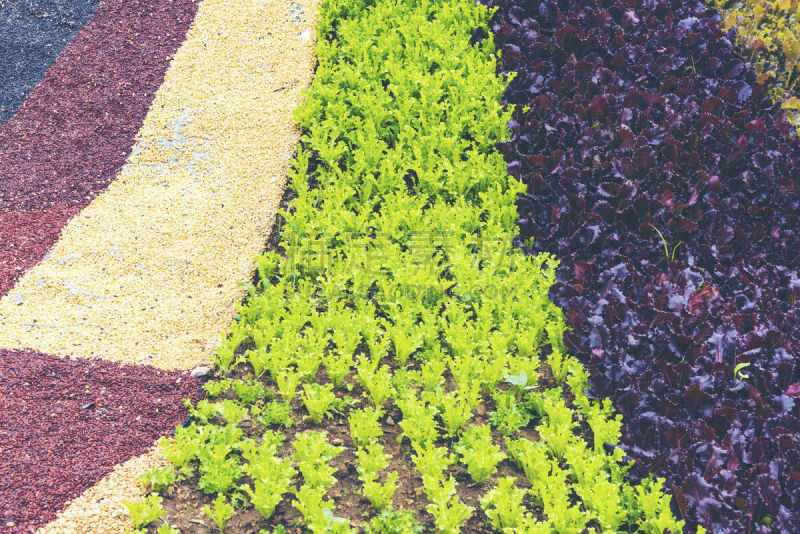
[331,437,343,446]
[414,486,424,496]
[475,403,485,416]
[6,521,15,527]
[190,366,212,379]
[386,416,395,425]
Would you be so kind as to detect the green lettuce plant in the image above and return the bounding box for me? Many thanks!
[356,443,398,510]
[480,477,528,531]
[301,383,337,423]
[137,467,176,492]
[348,406,384,448]
[203,494,234,532]
[123,494,165,533]
[454,424,505,484]
[293,431,344,490]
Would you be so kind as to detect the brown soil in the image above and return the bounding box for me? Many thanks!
[146,357,582,534]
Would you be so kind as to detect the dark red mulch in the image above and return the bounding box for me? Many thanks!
[0,350,203,533]
[0,0,199,298]
[0,207,81,296]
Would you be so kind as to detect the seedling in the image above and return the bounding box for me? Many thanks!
[203,380,231,397]
[585,399,623,452]
[291,486,335,532]
[158,425,201,469]
[246,348,271,379]
[349,406,384,447]
[242,473,293,520]
[505,370,534,396]
[490,391,531,436]
[424,475,473,534]
[357,443,398,510]
[734,362,751,381]
[364,508,424,534]
[323,350,354,388]
[439,390,474,437]
[684,54,697,75]
[454,424,506,483]
[232,379,266,404]
[293,431,344,490]
[506,437,550,490]
[480,477,528,530]
[137,467,176,492]
[212,343,237,374]
[123,495,165,532]
[301,383,336,423]
[203,494,234,532]
[252,400,294,428]
[197,443,242,494]
[636,477,686,534]
[397,393,440,449]
[276,371,300,403]
[362,474,399,511]
[649,224,682,265]
[297,347,323,382]
[420,357,447,391]
[358,364,395,409]
[213,400,247,426]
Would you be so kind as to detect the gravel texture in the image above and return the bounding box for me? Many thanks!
[0,0,99,123]
[0,0,198,296]
[0,206,81,297]
[0,349,201,533]
[37,447,171,534]
[13,0,320,531]
[0,0,318,373]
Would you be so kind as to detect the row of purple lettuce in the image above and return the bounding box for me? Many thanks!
[485,0,800,531]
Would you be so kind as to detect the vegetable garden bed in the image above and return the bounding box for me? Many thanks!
[134,0,683,532]
[3,0,798,532]
[490,0,800,530]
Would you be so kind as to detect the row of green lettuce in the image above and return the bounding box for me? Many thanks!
[129,0,687,532]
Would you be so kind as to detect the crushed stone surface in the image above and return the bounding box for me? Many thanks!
[36,447,171,534]
[23,0,320,531]
[0,0,100,123]
[0,0,319,372]
[0,349,201,532]
[0,0,198,296]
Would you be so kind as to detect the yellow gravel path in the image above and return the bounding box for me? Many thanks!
[0,0,318,371]
[16,0,319,530]
[37,448,170,534]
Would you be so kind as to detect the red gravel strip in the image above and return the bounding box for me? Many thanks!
[0,207,81,295]
[0,349,203,532]
[0,0,198,297]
